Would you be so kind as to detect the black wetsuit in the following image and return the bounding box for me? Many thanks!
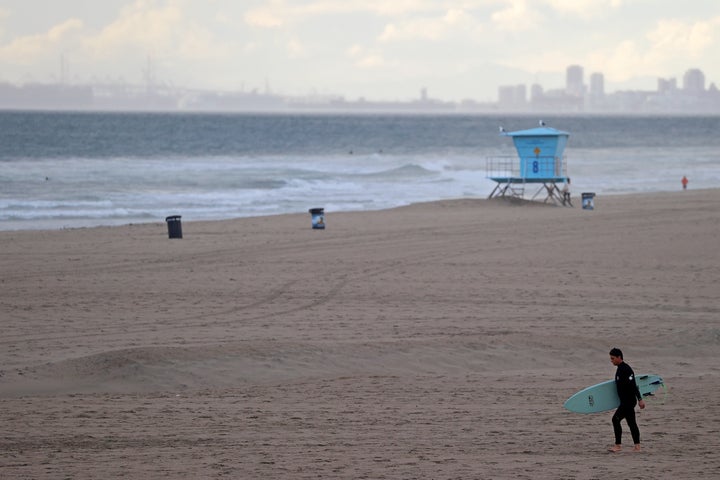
[612,361,643,445]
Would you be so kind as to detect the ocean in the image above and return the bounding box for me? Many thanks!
[1,111,719,231]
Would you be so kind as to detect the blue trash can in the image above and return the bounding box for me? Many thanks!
[581,193,595,210]
[309,208,325,229]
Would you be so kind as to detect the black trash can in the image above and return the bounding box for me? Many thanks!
[165,215,183,239]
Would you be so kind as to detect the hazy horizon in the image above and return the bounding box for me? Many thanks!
[1,1,719,102]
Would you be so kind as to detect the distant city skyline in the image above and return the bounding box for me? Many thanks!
[496,65,718,113]
[1,1,720,102]
[2,63,718,114]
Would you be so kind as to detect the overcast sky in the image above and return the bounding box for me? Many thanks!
[1,0,718,101]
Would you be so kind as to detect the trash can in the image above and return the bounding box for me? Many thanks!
[308,208,325,229]
[165,215,183,238]
[581,193,595,210]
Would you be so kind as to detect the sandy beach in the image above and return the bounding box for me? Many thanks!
[1,190,719,479]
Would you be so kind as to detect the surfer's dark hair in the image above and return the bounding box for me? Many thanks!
[609,347,623,359]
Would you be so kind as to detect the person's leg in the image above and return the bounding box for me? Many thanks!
[625,408,641,450]
[609,407,625,451]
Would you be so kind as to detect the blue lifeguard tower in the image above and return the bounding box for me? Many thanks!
[487,124,570,204]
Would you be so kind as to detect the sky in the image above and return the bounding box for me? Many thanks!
[0,0,719,102]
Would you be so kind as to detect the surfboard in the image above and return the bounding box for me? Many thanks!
[563,373,665,414]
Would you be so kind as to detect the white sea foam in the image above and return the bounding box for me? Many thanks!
[1,113,719,230]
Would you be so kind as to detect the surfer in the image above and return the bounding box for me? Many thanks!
[608,347,645,452]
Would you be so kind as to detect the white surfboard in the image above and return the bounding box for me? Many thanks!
[563,373,664,414]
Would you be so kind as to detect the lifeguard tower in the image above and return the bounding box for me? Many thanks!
[487,124,569,204]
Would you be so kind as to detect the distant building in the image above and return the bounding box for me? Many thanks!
[532,88,583,112]
[0,82,93,110]
[586,72,605,111]
[498,84,527,110]
[589,73,604,97]
[658,77,677,93]
[530,84,544,103]
[566,65,585,97]
[683,69,705,94]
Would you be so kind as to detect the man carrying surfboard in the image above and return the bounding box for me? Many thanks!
[608,347,645,452]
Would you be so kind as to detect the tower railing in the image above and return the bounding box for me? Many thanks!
[486,155,567,181]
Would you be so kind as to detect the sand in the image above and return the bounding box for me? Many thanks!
[1,190,719,479]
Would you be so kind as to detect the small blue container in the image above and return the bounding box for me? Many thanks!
[309,208,325,229]
[582,192,595,210]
